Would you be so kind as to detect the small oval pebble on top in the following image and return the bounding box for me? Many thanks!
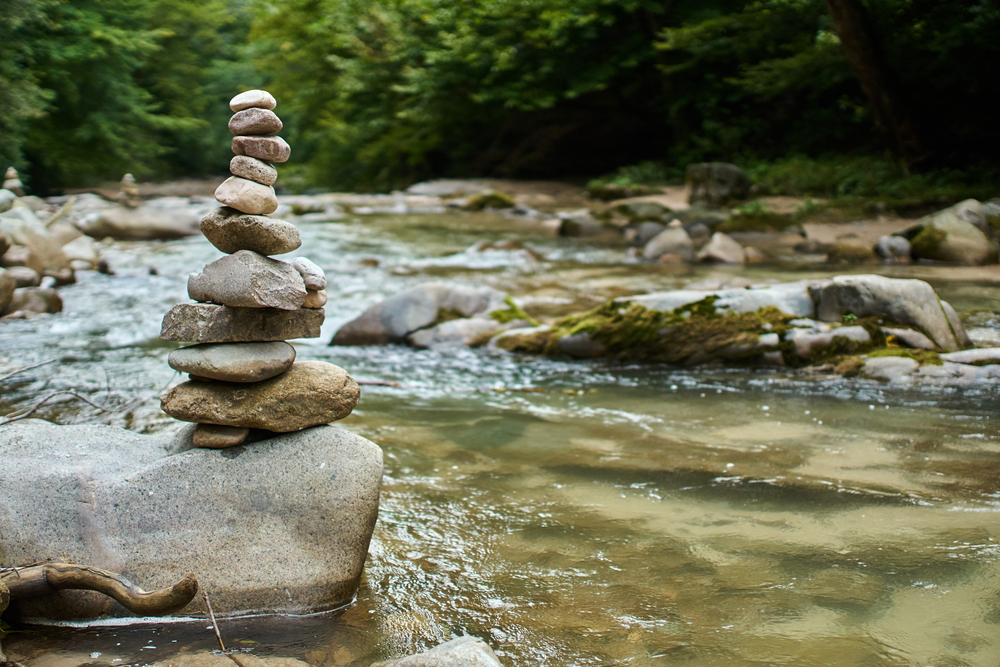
[230,89,276,112]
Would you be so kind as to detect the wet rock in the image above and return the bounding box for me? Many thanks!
[0,230,9,256]
[557,209,605,237]
[875,235,912,263]
[634,221,665,246]
[557,332,608,358]
[161,361,359,432]
[812,274,967,351]
[4,266,40,287]
[230,155,278,186]
[79,206,201,240]
[1,420,381,619]
[161,304,324,343]
[463,190,515,210]
[785,326,871,359]
[332,283,508,346]
[291,256,326,290]
[2,286,62,317]
[826,244,878,264]
[230,89,277,112]
[370,636,502,667]
[0,189,16,213]
[863,356,919,382]
[188,250,306,310]
[643,226,694,261]
[61,235,101,270]
[685,221,713,244]
[304,289,328,309]
[232,136,291,163]
[882,327,935,350]
[898,199,999,265]
[167,341,296,383]
[407,316,521,350]
[201,206,301,256]
[628,281,815,318]
[696,232,745,263]
[214,176,278,216]
[0,207,73,277]
[0,269,14,312]
[191,424,250,449]
[940,348,1000,365]
[615,200,671,222]
[686,162,752,207]
[157,654,311,667]
[488,324,552,353]
[229,108,282,136]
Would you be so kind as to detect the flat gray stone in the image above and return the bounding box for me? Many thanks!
[161,304,324,343]
[864,356,919,382]
[626,281,815,318]
[0,420,381,619]
[188,250,306,310]
[643,226,693,261]
[192,424,249,448]
[940,348,1000,365]
[161,361,359,432]
[229,156,277,186]
[291,257,326,290]
[232,136,291,163]
[201,207,301,256]
[168,341,296,383]
[406,316,518,350]
[230,89,276,112]
[370,637,502,667]
[215,176,278,216]
[785,325,870,358]
[229,108,282,136]
[697,232,745,263]
[882,327,935,350]
[79,206,201,240]
[900,200,999,265]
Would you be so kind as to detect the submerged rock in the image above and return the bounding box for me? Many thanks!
[0,420,382,619]
[897,199,999,265]
[371,636,502,667]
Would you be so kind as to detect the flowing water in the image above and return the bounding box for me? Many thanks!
[3,208,1000,666]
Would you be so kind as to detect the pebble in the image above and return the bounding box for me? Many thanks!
[168,341,296,383]
[230,89,276,112]
[229,108,283,136]
[188,250,306,310]
[304,289,328,309]
[192,424,250,449]
[232,136,291,163]
[161,304,324,343]
[215,176,278,215]
[200,207,301,256]
[291,257,326,290]
[229,156,277,186]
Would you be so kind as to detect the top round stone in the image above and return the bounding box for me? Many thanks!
[230,90,276,112]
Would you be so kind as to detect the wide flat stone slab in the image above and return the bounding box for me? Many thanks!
[161,361,359,432]
[168,341,296,382]
[161,304,323,343]
[188,250,306,310]
[0,420,382,620]
[201,207,301,256]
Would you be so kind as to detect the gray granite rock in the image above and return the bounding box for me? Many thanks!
[863,356,919,382]
[0,420,381,619]
[79,206,201,240]
[370,637,502,667]
[188,250,306,310]
[291,257,326,290]
[304,288,328,309]
[406,316,521,350]
[229,108,283,136]
[229,156,277,186]
[899,200,999,265]
[232,136,291,163]
[161,304,324,343]
[0,207,73,277]
[882,327,935,350]
[2,286,62,316]
[4,266,40,287]
[697,232,745,263]
[940,348,1000,365]
[167,341,296,383]
[215,176,279,216]
[230,89,277,112]
[785,325,870,359]
[643,226,694,261]
[626,280,815,318]
[0,269,14,313]
[0,188,16,213]
[191,424,250,449]
[875,235,912,263]
[201,207,301,256]
[160,361,359,432]
[812,274,966,351]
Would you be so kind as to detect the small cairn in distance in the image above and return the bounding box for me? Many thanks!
[159,89,358,449]
[3,167,25,196]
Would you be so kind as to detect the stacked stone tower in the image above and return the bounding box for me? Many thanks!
[159,90,358,448]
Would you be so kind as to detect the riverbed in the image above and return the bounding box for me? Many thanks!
[3,208,1000,666]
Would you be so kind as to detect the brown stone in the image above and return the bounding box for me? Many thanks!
[187,250,306,310]
[200,207,301,256]
[232,136,291,163]
[304,289,328,309]
[168,341,296,382]
[160,304,324,343]
[192,424,250,449]
[229,156,277,186]
[215,176,278,216]
[160,361,360,432]
[229,108,282,136]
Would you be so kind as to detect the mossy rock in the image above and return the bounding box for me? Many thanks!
[910,225,947,256]
[826,244,878,264]
[866,348,943,365]
[587,183,660,201]
[613,201,672,221]
[490,297,540,326]
[464,190,516,210]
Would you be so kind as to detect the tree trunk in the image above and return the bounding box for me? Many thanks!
[824,0,928,169]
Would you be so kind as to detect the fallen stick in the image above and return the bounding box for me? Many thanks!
[204,592,246,667]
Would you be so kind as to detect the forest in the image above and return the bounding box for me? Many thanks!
[1,0,998,196]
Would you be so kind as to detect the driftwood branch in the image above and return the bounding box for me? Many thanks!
[1,563,198,616]
[0,360,58,384]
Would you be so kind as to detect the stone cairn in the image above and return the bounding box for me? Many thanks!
[159,89,359,449]
[3,167,25,196]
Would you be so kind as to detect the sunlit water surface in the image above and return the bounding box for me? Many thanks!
[2,210,1000,666]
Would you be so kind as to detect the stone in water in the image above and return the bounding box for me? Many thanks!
[161,304,324,343]
[168,341,296,383]
[229,156,277,186]
[188,250,306,310]
[291,257,326,290]
[201,207,301,256]
[192,424,249,449]
[229,108,283,136]
[232,136,290,163]
[230,89,276,112]
[304,289,328,309]
[215,176,278,215]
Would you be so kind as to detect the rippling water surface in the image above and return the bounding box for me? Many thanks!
[3,210,1000,666]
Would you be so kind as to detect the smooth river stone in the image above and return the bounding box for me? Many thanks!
[215,176,278,215]
[291,257,326,290]
[188,250,306,310]
[192,424,249,449]
[232,136,291,163]
[229,108,282,136]
[168,341,296,383]
[160,361,360,432]
[304,289,328,309]
[201,207,301,256]
[229,155,277,186]
[161,304,324,343]
[230,89,276,112]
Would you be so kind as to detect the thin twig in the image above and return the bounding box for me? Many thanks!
[204,592,246,667]
[1,558,54,578]
[0,359,58,384]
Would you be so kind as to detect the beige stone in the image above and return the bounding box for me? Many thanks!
[192,424,249,449]
[161,304,324,343]
[168,341,296,382]
[232,136,291,163]
[201,207,300,256]
[187,250,306,310]
[291,256,326,290]
[229,155,277,186]
[229,108,282,136]
[304,289,328,309]
[229,89,277,112]
[214,176,278,215]
[161,361,359,432]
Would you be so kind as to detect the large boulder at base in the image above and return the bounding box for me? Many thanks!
[686,162,752,207]
[79,206,201,240]
[643,226,694,261]
[897,200,999,265]
[371,637,502,667]
[0,420,382,620]
[331,283,508,346]
[812,274,967,350]
[161,304,324,343]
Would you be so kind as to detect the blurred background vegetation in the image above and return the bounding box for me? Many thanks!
[1,0,997,196]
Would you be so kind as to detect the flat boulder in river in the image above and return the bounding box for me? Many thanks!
[79,205,201,240]
[0,420,382,620]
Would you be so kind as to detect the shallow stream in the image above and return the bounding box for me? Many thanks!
[3,208,1000,666]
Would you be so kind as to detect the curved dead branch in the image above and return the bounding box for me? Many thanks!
[1,563,198,616]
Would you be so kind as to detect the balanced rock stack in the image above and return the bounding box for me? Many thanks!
[3,167,25,196]
[159,89,357,449]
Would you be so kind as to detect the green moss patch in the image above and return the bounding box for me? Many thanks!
[867,348,943,365]
[826,244,878,264]
[910,225,947,256]
[490,297,540,327]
